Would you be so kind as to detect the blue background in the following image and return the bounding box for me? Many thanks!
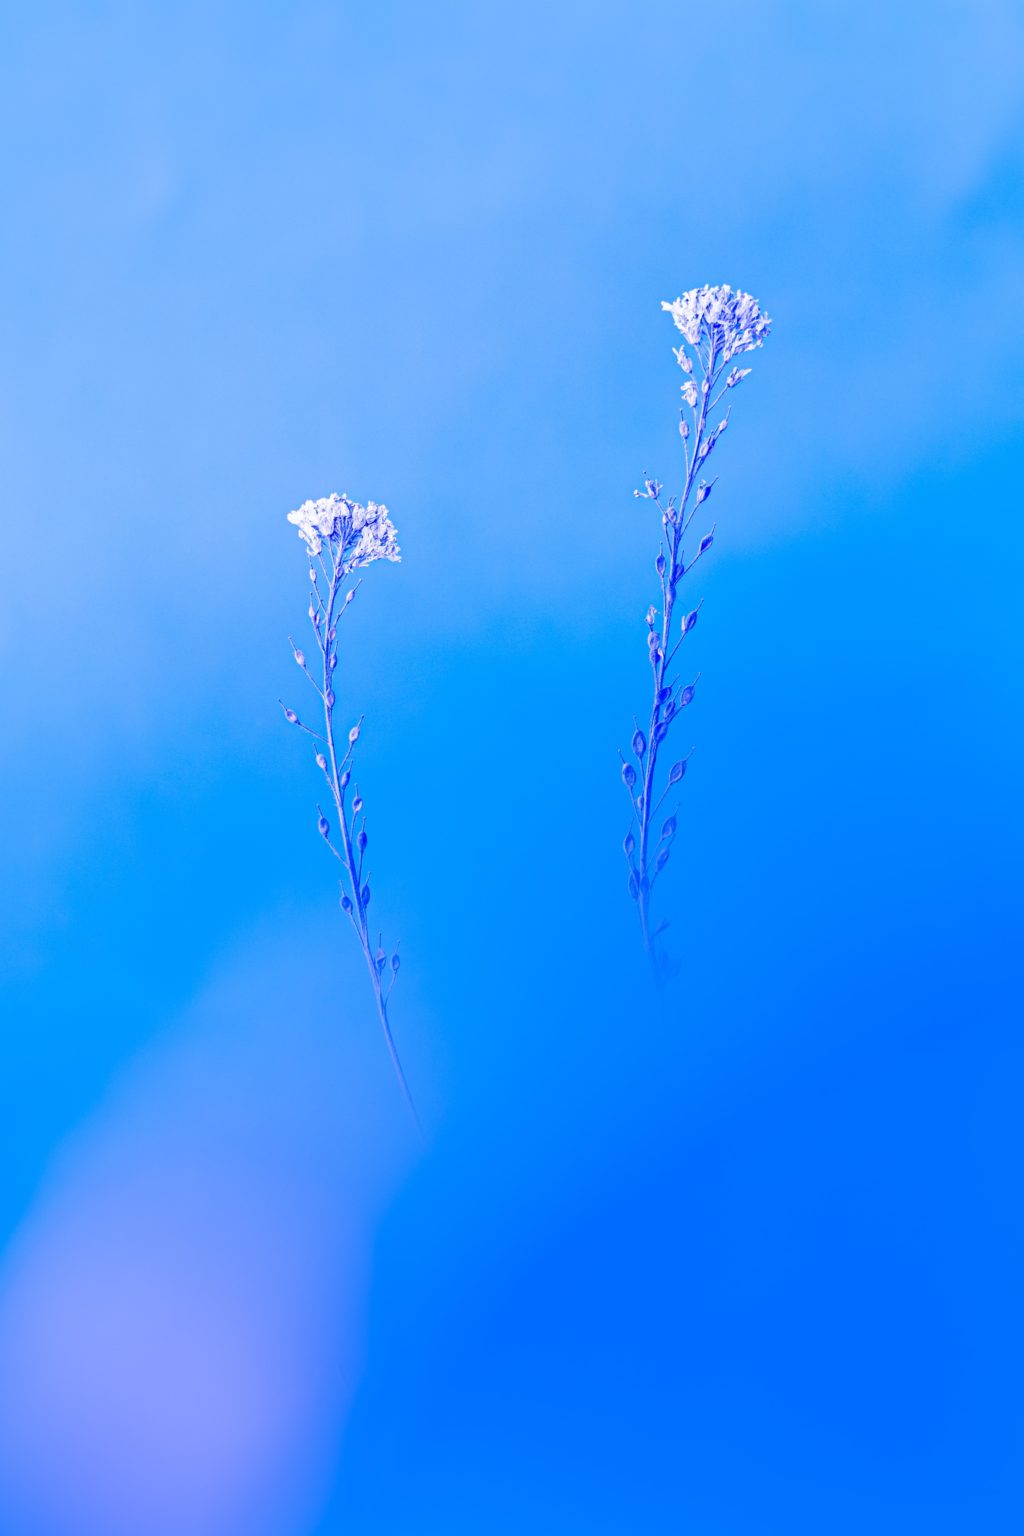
[1,2,1022,1532]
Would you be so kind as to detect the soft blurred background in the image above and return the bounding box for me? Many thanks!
[1,1,1023,1531]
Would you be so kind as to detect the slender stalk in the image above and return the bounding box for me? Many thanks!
[282,492,419,1132]
[622,285,771,981]
[319,548,422,1135]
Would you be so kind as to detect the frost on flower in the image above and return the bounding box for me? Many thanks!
[287,491,401,568]
[661,284,771,364]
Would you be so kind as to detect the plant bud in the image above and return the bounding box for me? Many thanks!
[669,759,688,784]
[293,647,305,667]
[623,832,635,857]
[352,794,363,814]
[348,725,360,744]
[656,847,670,871]
[391,953,401,974]
[340,769,351,789]
[680,685,695,707]
[326,689,336,708]
[683,609,699,634]
[655,551,666,576]
[315,752,327,770]
[621,763,637,789]
[357,829,368,851]
[280,703,299,724]
[318,814,330,838]
[632,729,647,759]
[361,884,371,907]
[699,532,714,555]
[662,816,677,838]
[340,893,352,913]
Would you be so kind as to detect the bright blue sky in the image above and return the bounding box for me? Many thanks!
[1,2,1023,1532]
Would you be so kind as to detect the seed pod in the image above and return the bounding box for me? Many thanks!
[669,759,688,784]
[345,590,355,605]
[624,831,635,857]
[683,608,699,634]
[282,706,298,725]
[352,794,363,814]
[656,847,670,871]
[329,652,338,671]
[340,893,352,913]
[679,418,690,440]
[318,814,330,838]
[621,763,637,790]
[654,721,668,744]
[361,884,371,907]
[391,953,401,975]
[658,685,671,704]
[628,872,639,900]
[328,626,337,642]
[348,725,360,744]
[326,689,336,708]
[699,532,714,555]
[315,752,327,770]
[696,481,713,504]
[632,729,647,760]
[357,829,368,851]
[375,948,386,972]
[662,816,677,839]
[655,551,666,576]
[309,568,317,583]
[340,769,350,789]
[680,685,695,707]
[293,648,306,667]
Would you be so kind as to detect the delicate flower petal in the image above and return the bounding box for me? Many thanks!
[661,285,771,362]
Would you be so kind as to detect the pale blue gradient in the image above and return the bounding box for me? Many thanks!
[1,2,1022,1532]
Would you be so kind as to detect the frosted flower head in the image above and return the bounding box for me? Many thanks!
[661,285,771,364]
[287,492,401,569]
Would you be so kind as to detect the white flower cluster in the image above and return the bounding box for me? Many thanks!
[287,492,401,567]
[661,285,771,364]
